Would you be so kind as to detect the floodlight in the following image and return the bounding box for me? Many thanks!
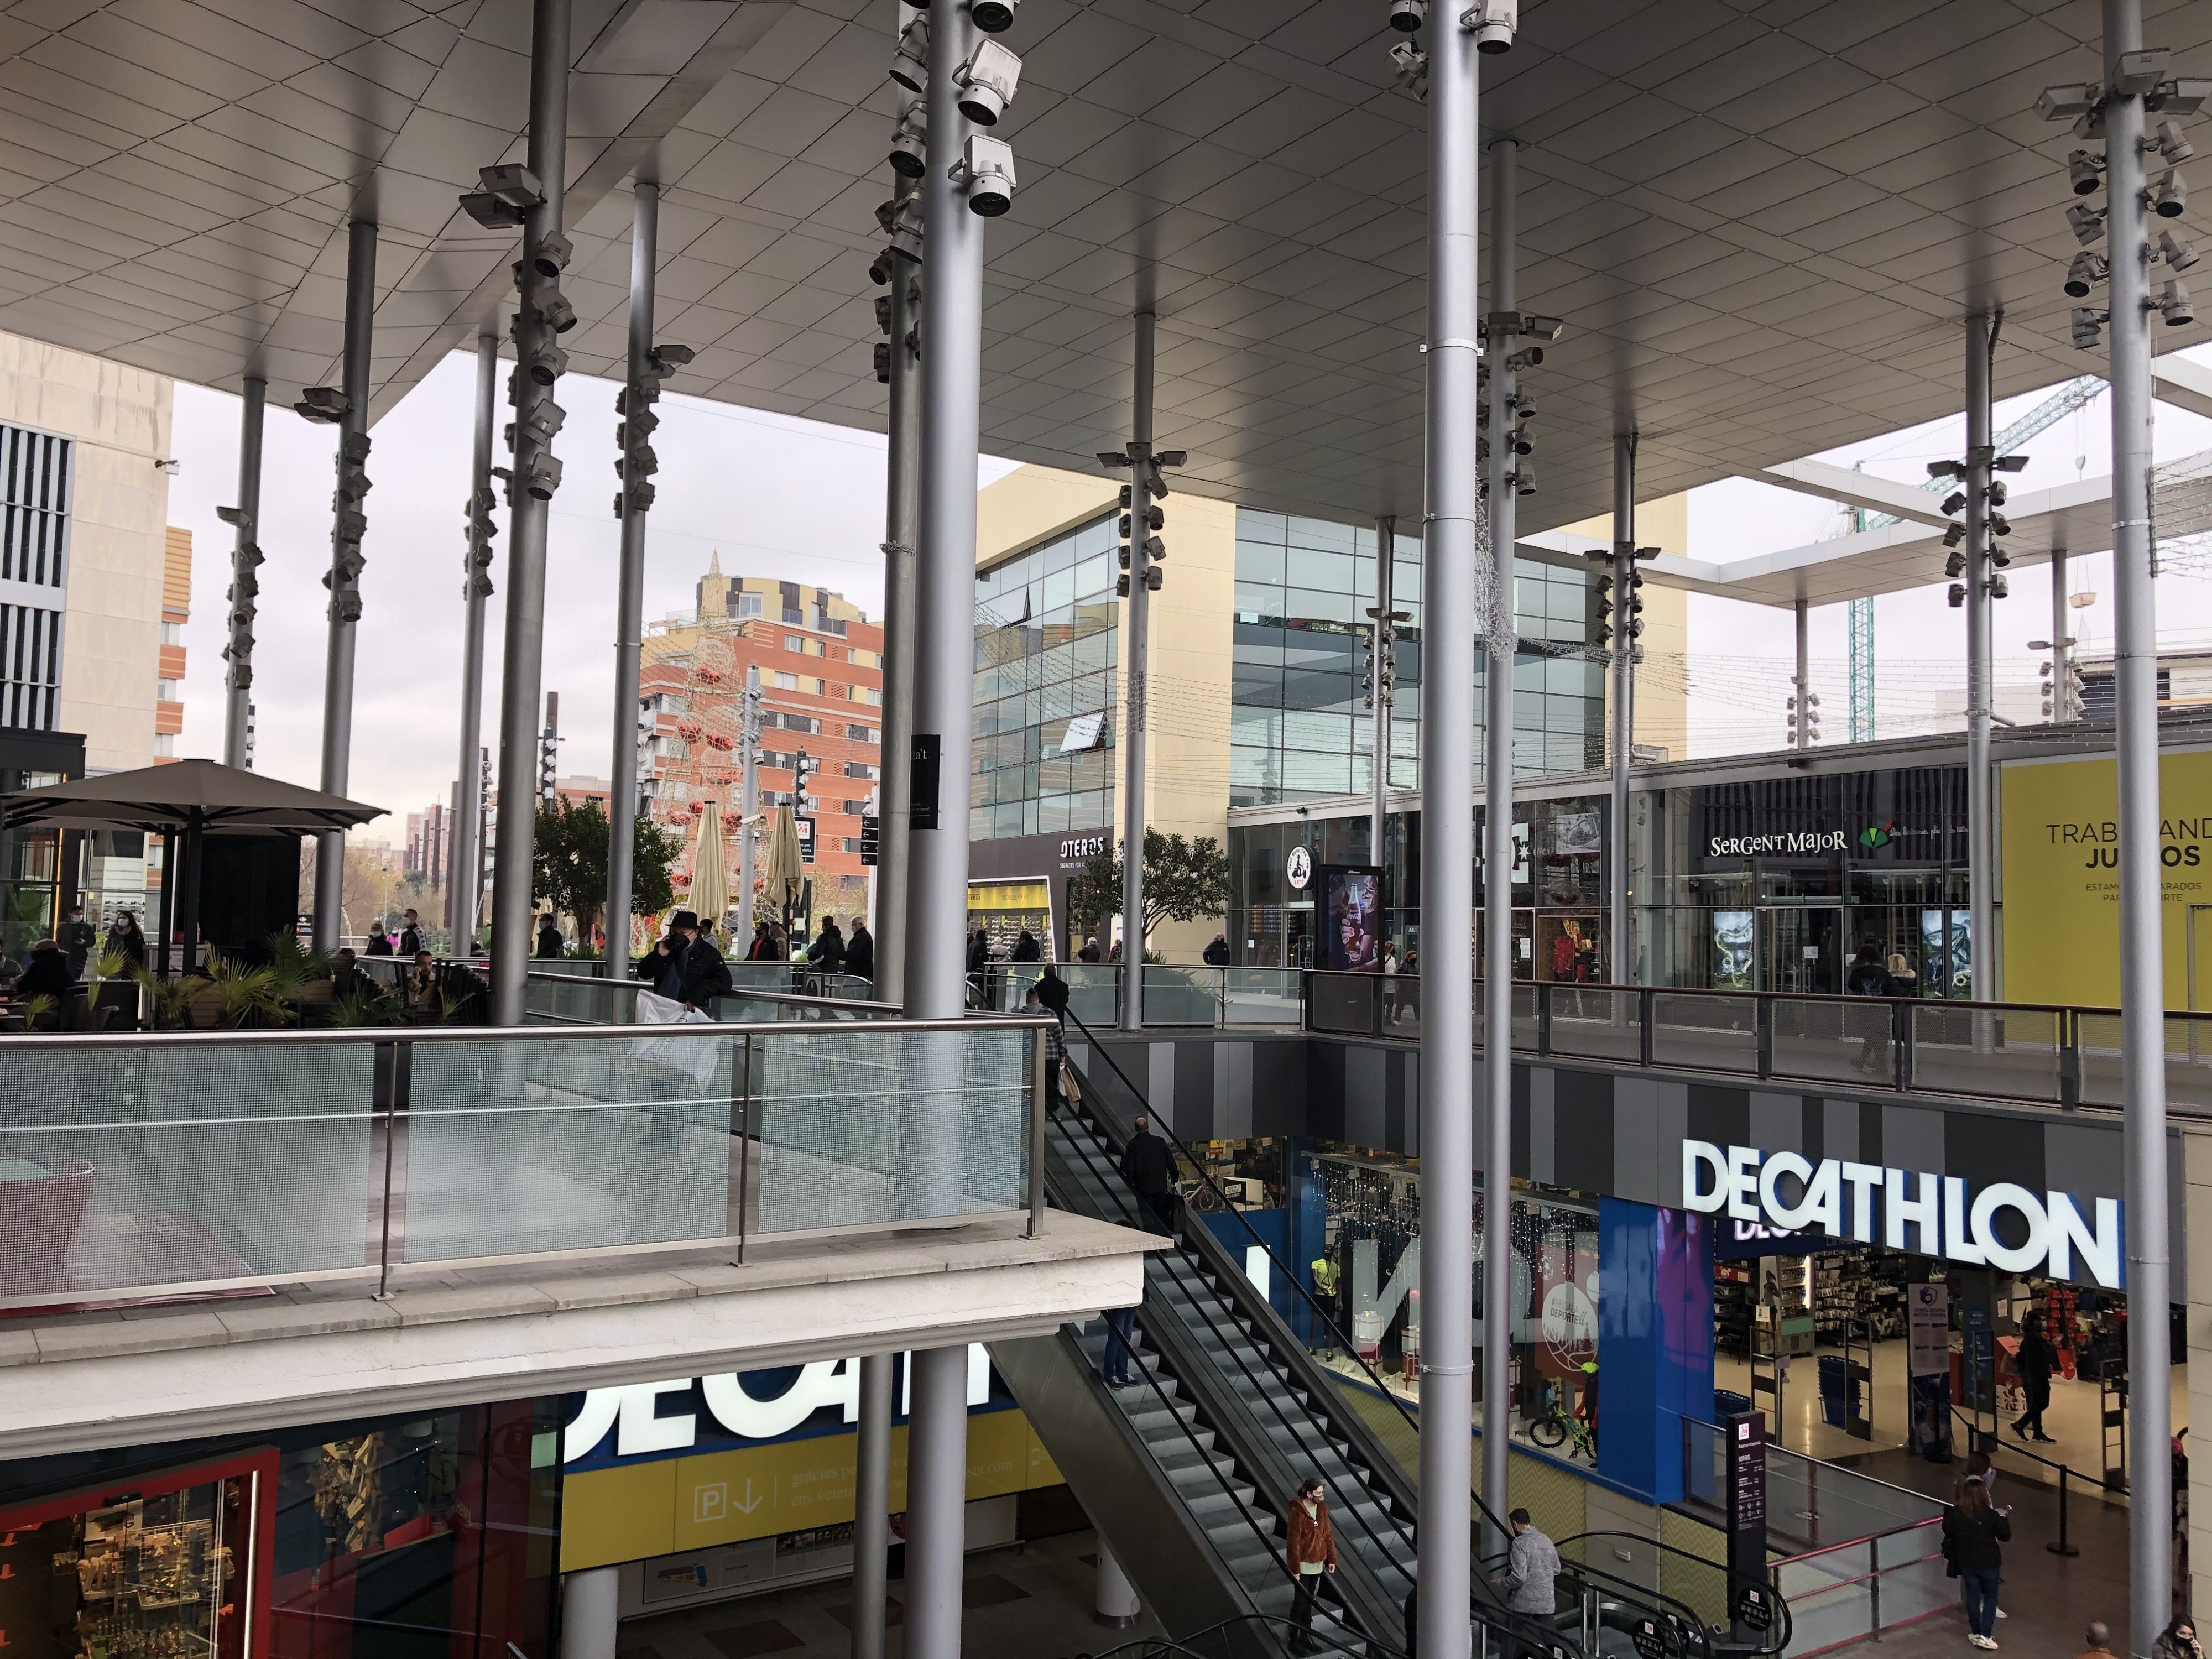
[2158,278,2196,326]
[2152,79,2209,116]
[1948,583,1967,608]
[1988,480,2007,507]
[1944,523,1966,548]
[1514,464,1536,497]
[519,452,562,500]
[530,231,573,280]
[1945,550,1967,578]
[1991,546,2012,568]
[2154,168,2188,218]
[1509,425,1533,456]
[2067,202,2107,244]
[536,292,577,333]
[295,385,348,424]
[2072,306,2108,348]
[1389,39,1428,95]
[518,399,565,445]
[1927,460,1965,479]
[1941,490,1967,515]
[1996,455,2029,472]
[1469,0,1515,53]
[1506,346,1543,370]
[889,105,927,178]
[2114,49,2171,98]
[526,338,568,386]
[2068,149,2105,194]
[1522,315,1564,342]
[1989,513,2011,537]
[650,342,695,375]
[2156,118,2196,164]
[972,0,1018,32]
[481,164,545,209]
[617,409,659,445]
[890,16,928,91]
[1390,0,1426,29]
[1991,573,2010,599]
[956,40,1022,126]
[2036,84,2098,122]
[2065,251,2109,302]
[1157,449,1188,468]
[1098,451,1130,469]
[460,191,524,229]
[2157,228,2200,272]
[963,134,1016,216]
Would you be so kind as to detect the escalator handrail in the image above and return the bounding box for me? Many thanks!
[1097,1292,1371,1655]
[1063,1009,1435,1462]
[1050,1094,1427,1598]
[1548,1532,1793,1657]
[1081,1613,1404,1659]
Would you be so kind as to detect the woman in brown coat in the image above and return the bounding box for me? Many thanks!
[1285,1477,1339,1655]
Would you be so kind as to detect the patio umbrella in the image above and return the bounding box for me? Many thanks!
[764,805,805,933]
[690,801,730,932]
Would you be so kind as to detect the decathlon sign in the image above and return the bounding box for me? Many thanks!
[1680,1141,2123,1288]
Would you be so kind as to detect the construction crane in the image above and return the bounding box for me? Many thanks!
[1844,374,2105,742]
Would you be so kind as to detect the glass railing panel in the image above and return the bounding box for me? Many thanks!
[1142,966,1220,1025]
[1310,971,1378,1036]
[748,1024,1031,1235]
[728,962,796,992]
[525,974,644,1026]
[1223,968,1301,1025]
[1910,1004,2062,1104]
[1769,996,1892,1088]
[2167,1014,2212,1115]
[402,1032,740,1263]
[1511,982,1539,1050]
[1869,1531,1952,1626]
[1771,1576,1871,1656]
[1545,987,1640,1062]
[0,1039,380,1302]
[1651,992,1757,1074]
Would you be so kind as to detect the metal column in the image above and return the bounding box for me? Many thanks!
[1964,312,1996,1002]
[1370,517,1394,866]
[450,335,498,951]
[313,218,377,950]
[604,181,658,973]
[849,1352,893,1659]
[876,231,921,1005]
[1610,435,1634,980]
[904,1345,968,1659]
[901,0,982,1021]
[1118,308,1157,1027]
[1480,134,1519,1549]
[1417,6,1479,1642]
[489,0,571,1024]
[739,665,760,937]
[2101,0,2172,1636]
[1794,598,1811,753]
[221,375,264,768]
[2052,547,2074,722]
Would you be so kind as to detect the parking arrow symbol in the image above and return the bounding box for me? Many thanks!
[733,1480,763,1515]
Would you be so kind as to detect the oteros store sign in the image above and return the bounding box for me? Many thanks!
[1680,1141,2122,1287]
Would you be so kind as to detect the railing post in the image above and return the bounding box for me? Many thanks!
[737,1032,753,1261]
[1867,1531,1881,1640]
[2060,1008,2081,1109]
[1639,985,1655,1068]
[1537,980,1552,1056]
[2048,1464,2079,1556]
[1027,1023,1047,1237]
[1756,994,1773,1080]
[1892,997,1911,1093]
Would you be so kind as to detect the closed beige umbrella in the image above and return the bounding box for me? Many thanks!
[764,804,805,915]
[690,800,730,927]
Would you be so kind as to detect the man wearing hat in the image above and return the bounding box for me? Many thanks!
[648,910,732,1012]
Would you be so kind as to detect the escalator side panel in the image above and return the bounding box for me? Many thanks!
[989,1329,1252,1638]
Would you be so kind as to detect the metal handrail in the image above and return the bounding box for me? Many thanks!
[1085,1613,1404,1659]
[1551,1532,1792,1656]
[0,1012,1047,1047]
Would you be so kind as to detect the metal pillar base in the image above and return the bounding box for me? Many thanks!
[557,1569,618,1659]
[904,1345,969,1659]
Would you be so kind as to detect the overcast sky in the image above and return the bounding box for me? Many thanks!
[165,341,2212,836]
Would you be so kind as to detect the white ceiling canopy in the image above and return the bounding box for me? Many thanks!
[0,0,2205,538]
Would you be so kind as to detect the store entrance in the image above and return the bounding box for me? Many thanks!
[1759,905,1845,995]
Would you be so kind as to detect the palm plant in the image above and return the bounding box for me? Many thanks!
[128,965,197,1030]
[205,956,284,1027]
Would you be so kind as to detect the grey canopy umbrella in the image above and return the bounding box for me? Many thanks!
[1,759,385,971]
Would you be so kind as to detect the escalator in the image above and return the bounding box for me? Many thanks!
[994,1013,1786,1659]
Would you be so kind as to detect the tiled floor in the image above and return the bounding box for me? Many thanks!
[617,1531,1165,1659]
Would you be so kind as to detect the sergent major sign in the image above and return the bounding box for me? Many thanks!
[1680,1140,2123,1288]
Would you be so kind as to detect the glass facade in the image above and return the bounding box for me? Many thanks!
[1230,508,1608,808]
[972,515,1119,841]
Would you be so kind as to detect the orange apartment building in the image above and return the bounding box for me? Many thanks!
[640,559,883,926]
[155,526,188,760]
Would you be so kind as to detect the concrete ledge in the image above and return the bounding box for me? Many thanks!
[0,1214,1160,1460]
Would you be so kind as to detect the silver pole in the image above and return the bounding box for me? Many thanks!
[1610,435,1634,982]
[904,1345,968,1659]
[314,219,377,951]
[2102,0,2171,1636]
[1480,133,1518,1550]
[2053,547,2074,723]
[901,0,982,1023]
[1118,308,1156,1027]
[221,375,264,768]
[1965,312,1995,1002]
[489,0,571,1025]
[604,180,658,973]
[450,335,498,951]
[1370,517,1394,867]
[1794,598,1811,754]
[739,665,760,937]
[850,1352,893,1659]
[1417,3,1478,1639]
[877,232,921,1004]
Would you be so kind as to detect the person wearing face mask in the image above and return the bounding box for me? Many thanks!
[1285,1476,1338,1655]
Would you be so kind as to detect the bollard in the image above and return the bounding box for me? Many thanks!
[2046,1463,2080,1557]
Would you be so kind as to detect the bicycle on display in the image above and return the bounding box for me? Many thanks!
[1527,1377,1599,1463]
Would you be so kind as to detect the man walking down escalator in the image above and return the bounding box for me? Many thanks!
[1120,1113,1176,1234]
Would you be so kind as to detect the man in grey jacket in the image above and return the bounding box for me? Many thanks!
[1505,1508,1559,1616]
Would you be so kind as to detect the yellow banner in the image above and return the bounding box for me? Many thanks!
[1999,748,2212,1008]
[559,1410,1064,1572]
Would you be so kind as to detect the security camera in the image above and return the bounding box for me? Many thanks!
[1390,0,1426,29]
[2065,249,2109,296]
[889,15,928,90]
[479,164,545,210]
[1521,314,1564,343]
[2154,169,2188,218]
[1506,346,1543,370]
[1157,449,1187,468]
[1941,491,1966,515]
[2157,228,2200,272]
[963,134,1016,217]
[889,105,927,178]
[2156,118,2196,164]
[2158,278,2196,326]
[2068,149,2105,194]
[1995,454,2030,472]
[956,39,1022,126]
[649,343,694,375]
[2037,84,2099,122]
[2066,202,2107,244]
[972,0,1018,32]
[1927,460,1965,479]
